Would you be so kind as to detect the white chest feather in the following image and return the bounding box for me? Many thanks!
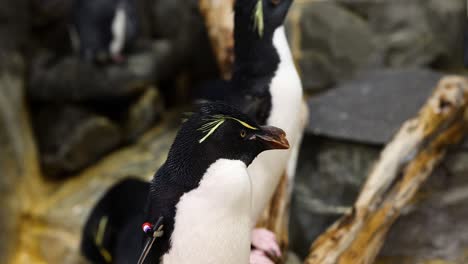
[110,5,126,56]
[248,26,306,221]
[162,159,252,264]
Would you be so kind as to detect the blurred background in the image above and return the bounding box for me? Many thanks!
[1,0,467,263]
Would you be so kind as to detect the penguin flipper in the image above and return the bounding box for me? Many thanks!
[81,178,150,263]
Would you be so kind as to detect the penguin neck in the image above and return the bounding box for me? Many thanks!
[232,26,279,85]
[164,142,215,191]
[272,26,294,69]
[267,25,303,130]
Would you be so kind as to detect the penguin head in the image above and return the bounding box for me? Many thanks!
[177,102,289,167]
[235,0,293,38]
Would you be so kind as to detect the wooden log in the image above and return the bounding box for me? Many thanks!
[198,0,235,79]
[304,76,468,264]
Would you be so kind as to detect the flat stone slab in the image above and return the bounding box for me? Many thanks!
[306,68,468,148]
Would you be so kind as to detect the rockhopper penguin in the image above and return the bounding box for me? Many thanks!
[197,0,307,257]
[71,0,138,63]
[81,102,289,264]
[81,178,150,264]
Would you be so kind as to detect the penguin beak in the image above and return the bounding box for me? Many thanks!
[251,126,290,150]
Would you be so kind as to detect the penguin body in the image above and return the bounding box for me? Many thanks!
[81,102,289,264]
[71,0,138,62]
[249,24,305,220]
[162,159,251,264]
[80,178,149,263]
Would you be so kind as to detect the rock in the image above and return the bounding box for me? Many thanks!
[348,0,465,69]
[290,136,380,258]
[0,52,41,263]
[306,68,445,145]
[32,105,122,178]
[465,20,468,68]
[30,0,73,55]
[16,118,178,263]
[28,40,172,103]
[294,2,376,92]
[150,0,208,58]
[424,0,465,69]
[148,0,220,81]
[298,52,336,93]
[0,0,29,51]
[368,1,443,67]
[123,87,164,142]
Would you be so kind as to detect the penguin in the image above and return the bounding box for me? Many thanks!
[196,0,307,256]
[70,0,138,63]
[81,102,289,264]
[81,178,149,264]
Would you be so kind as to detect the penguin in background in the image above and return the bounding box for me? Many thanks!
[70,0,138,63]
[81,178,149,263]
[81,102,289,264]
[196,0,307,259]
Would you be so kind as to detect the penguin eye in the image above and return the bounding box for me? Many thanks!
[240,129,247,138]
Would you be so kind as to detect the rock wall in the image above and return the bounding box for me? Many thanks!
[286,0,465,93]
[0,52,41,263]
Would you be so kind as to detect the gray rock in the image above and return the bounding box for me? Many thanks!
[424,0,465,69]
[346,0,465,69]
[368,1,443,67]
[290,136,380,258]
[306,68,445,145]
[298,2,376,92]
[123,87,164,142]
[299,52,336,92]
[33,105,122,178]
[149,0,218,78]
[28,40,172,103]
[0,52,39,263]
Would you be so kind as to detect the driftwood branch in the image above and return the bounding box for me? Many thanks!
[305,76,468,264]
[198,0,234,79]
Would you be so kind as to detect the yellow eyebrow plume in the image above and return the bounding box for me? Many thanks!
[198,119,225,143]
[198,115,258,143]
[227,117,258,130]
[253,0,264,37]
